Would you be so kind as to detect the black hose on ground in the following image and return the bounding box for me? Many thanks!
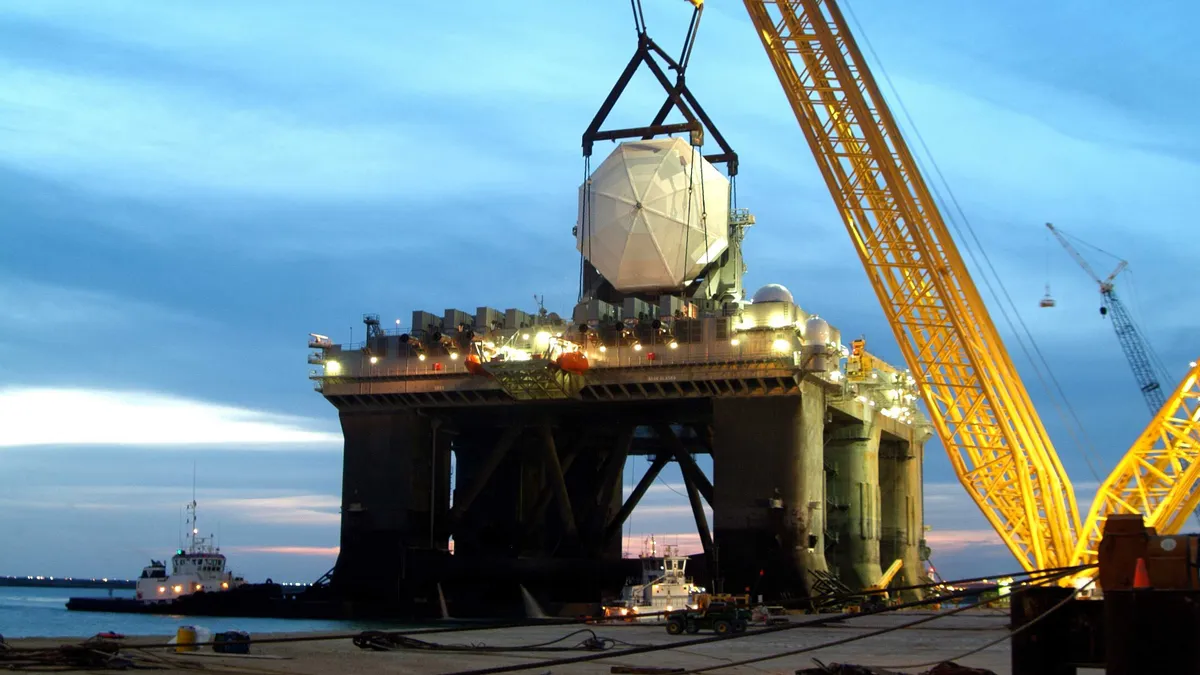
[352,627,640,653]
[669,572,1078,674]
[0,618,579,654]
[436,565,1090,675]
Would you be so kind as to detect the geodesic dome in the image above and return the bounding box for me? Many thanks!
[752,284,794,305]
[576,137,730,292]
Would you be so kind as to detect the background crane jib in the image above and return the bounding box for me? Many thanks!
[1044,223,1168,416]
[1040,224,1200,565]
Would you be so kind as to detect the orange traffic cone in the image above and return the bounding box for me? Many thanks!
[1133,557,1152,589]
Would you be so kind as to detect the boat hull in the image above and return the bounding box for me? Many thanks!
[65,589,574,625]
[66,584,345,620]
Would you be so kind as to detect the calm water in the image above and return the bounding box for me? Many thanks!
[0,587,402,639]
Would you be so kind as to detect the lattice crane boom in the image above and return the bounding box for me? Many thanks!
[741,0,1080,570]
[1045,223,1166,415]
[1073,360,1200,565]
[1103,293,1168,414]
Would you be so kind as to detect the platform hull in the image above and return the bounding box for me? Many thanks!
[319,373,926,617]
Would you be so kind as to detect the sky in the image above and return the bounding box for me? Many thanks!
[0,0,1197,586]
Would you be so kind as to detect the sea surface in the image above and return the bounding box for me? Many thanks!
[0,587,403,639]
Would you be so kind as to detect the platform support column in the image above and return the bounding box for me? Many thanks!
[711,381,828,599]
[334,409,449,603]
[825,421,882,590]
[880,437,924,599]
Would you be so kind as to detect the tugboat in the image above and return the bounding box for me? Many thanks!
[602,536,704,621]
[67,498,248,614]
[134,499,246,603]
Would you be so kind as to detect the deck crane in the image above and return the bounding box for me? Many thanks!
[737,0,1199,573]
[1045,222,1167,416]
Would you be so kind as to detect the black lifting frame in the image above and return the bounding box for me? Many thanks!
[580,2,738,176]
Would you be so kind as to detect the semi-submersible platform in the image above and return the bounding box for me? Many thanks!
[307,156,931,617]
[306,34,932,619]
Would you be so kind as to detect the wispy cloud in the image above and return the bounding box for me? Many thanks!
[632,505,699,517]
[924,529,1005,554]
[0,485,340,522]
[920,480,1138,559]
[0,387,340,448]
[0,276,205,334]
[207,495,340,526]
[621,533,706,558]
[621,483,696,498]
[226,545,339,557]
[0,499,145,512]
[0,55,545,203]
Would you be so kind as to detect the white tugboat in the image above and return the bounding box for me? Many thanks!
[603,536,704,621]
[134,499,246,603]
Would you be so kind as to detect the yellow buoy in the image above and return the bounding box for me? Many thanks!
[175,625,197,653]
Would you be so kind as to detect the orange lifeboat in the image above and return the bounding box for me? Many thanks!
[465,353,487,376]
[557,351,590,375]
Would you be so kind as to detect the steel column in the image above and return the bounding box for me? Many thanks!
[653,423,713,506]
[603,454,671,546]
[682,465,715,565]
[447,424,522,526]
[526,441,580,530]
[539,424,577,538]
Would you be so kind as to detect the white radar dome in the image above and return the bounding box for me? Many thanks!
[752,284,794,305]
[804,316,831,344]
[577,137,731,292]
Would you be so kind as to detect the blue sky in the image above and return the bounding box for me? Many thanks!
[0,0,1196,585]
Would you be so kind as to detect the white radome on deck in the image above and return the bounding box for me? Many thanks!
[577,137,730,291]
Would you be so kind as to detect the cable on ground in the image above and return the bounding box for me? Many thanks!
[595,560,1062,624]
[666,567,1076,674]
[0,636,136,672]
[873,576,1096,671]
[436,565,1090,675]
[0,618,578,655]
[352,627,638,653]
[769,562,1091,613]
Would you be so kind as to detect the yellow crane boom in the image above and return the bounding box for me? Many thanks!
[1074,360,1200,565]
[741,0,1081,570]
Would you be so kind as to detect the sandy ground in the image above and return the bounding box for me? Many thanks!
[6,610,1105,675]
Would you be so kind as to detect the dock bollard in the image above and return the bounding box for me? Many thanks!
[175,625,197,653]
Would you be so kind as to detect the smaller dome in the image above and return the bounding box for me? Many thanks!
[752,283,794,305]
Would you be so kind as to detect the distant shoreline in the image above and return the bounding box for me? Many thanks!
[0,576,135,590]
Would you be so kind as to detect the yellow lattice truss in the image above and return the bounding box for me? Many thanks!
[742,0,1080,570]
[1073,361,1200,566]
